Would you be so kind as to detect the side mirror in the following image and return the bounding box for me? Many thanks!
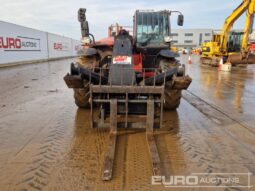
[177,14,184,26]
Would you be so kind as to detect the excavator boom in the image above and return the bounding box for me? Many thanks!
[242,0,255,52]
[220,0,251,53]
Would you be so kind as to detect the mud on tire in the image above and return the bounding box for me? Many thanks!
[73,81,90,108]
[164,85,182,110]
[73,56,94,108]
[159,58,182,110]
[73,50,112,108]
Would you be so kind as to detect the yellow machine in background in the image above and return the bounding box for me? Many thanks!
[201,0,255,66]
[171,46,179,53]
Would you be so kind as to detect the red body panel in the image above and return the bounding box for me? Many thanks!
[96,37,114,46]
[133,53,142,72]
[250,43,255,52]
[94,37,156,78]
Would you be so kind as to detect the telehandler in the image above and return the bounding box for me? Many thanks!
[64,8,192,180]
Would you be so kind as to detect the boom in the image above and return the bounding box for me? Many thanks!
[220,0,251,53]
[242,0,255,52]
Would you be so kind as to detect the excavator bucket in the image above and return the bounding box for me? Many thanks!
[227,53,255,65]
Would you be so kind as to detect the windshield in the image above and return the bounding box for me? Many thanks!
[136,12,169,45]
[227,32,244,52]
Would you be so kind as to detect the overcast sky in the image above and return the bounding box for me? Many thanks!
[0,0,247,40]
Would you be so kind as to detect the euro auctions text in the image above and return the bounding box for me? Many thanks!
[152,173,253,188]
[0,36,40,51]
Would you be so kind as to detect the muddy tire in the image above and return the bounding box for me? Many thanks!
[159,59,182,110]
[164,86,182,110]
[73,50,112,108]
[73,80,90,108]
[73,55,93,108]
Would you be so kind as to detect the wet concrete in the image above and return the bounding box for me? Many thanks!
[0,56,254,191]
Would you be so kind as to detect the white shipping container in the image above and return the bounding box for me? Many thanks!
[48,33,72,59]
[0,21,48,64]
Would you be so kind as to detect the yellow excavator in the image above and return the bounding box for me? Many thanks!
[201,0,255,66]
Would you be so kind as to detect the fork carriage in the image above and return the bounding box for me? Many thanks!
[64,65,184,180]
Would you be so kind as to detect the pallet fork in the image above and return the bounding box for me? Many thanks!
[90,85,164,180]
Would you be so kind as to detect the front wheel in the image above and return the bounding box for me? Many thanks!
[164,86,182,110]
[159,58,182,110]
[73,82,90,108]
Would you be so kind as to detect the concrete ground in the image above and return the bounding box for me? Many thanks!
[0,55,254,191]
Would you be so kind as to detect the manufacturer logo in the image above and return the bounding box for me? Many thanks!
[113,56,132,64]
[53,42,69,51]
[0,36,41,51]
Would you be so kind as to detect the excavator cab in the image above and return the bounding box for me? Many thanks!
[227,32,244,52]
[202,32,244,55]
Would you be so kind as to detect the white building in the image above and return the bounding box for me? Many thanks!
[171,28,255,48]
[171,29,213,48]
